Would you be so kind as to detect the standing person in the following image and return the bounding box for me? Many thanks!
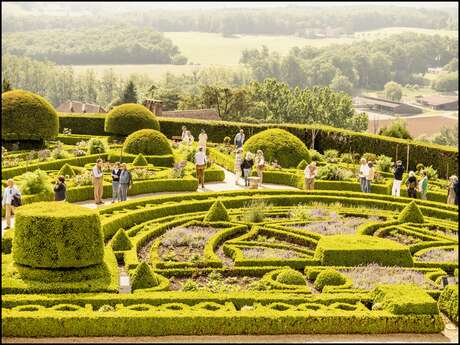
[195,146,207,189]
[234,148,244,185]
[447,175,458,205]
[255,150,265,186]
[234,129,245,149]
[91,159,104,205]
[111,162,121,203]
[2,179,21,230]
[118,163,133,202]
[198,129,208,152]
[241,152,254,187]
[358,158,369,193]
[53,176,66,201]
[454,177,460,206]
[406,171,418,198]
[181,126,187,142]
[185,130,194,146]
[419,170,428,200]
[366,162,375,193]
[304,161,318,190]
[391,160,405,197]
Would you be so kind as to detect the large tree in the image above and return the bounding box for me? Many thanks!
[120,80,138,104]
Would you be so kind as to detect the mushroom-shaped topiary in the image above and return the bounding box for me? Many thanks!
[105,103,160,136]
[12,202,104,268]
[297,159,308,170]
[314,269,347,291]
[123,129,172,156]
[57,163,76,178]
[130,262,159,291]
[111,228,132,251]
[398,201,424,224]
[132,153,149,167]
[204,200,230,222]
[2,89,59,141]
[276,269,306,285]
[243,129,311,168]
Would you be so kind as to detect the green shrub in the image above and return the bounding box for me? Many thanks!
[132,153,149,167]
[12,202,104,268]
[130,262,159,291]
[297,160,308,170]
[317,165,353,181]
[243,129,311,168]
[18,169,53,197]
[123,129,172,156]
[87,137,107,155]
[398,201,425,224]
[438,285,458,324]
[58,163,76,178]
[203,200,230,222]
[324,149,339,163]
[416,163,425,172]
[111,229,132,251]
[223,136,231,145]
[423,166,438,180]
[51,141,72,160]
[362,152,377,162]
[105,103,159,136]
[340,153,354,164]
[276,269,306,285]
[241,199,271,223]
[314,269,347,291]
[375,155,393,172]
[310,149,324,162]
[2,89,58,141]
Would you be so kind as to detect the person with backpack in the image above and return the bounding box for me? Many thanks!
[391,160,405,197]
[118,163,133,202]
[53,176,67,201]
[92,158,104,205]
[406,171,418,198]
[111,162,121,203]
[2,179,21,229]
[241,152,254,187]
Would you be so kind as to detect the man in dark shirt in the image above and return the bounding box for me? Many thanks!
[54,176,66,201]
[111,162,121,203]
[454,179,460,205]
[391,160,405,197]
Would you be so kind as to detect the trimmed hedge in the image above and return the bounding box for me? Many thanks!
[130,262,159,291]
[105,104,159,136]
[398,201,425,223]
[276,269,306,286]
[57,163,76,177]
[438,285,458,324]
[204,200,230,222]
[108,150,174,167]
[111,229,132,251]
[314,269,348,291]
[123,129,172,156]
[132,153,149,167]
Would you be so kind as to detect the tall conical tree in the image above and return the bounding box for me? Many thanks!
[121,80,138,104]
[398,201,424,224]
[204,200,230,222]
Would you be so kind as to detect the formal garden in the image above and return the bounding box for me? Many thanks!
[1,89,458,337]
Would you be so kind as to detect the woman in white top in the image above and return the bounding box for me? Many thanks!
[304,161,318,190]
[198,129,208,151]
[358,158,369,193]
[2,179,21,229]
[234,148,244,185]
[255,150,265,186]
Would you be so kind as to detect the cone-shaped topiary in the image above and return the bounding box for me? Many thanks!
[105,103,159,136]
[132,153,149,167]
[130,262,159,291]
[314,269,347,291]
[57,163,76,177]
[398,201,424,224]
[123,129,172,156]
[276,269,306,285]
[204,200,230,222]
[297,160,308,170]
[111,228,132,251]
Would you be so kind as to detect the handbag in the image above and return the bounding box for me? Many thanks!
[11,194,22,207]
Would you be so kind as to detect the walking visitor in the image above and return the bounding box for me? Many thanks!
[53,176,66,201]
[234,148,243,185]
[195,146,207,189]
[92,158,104,205]
[358,158,369,193]
[391,160,405,197]
[366,162,375,193]
[255,150,265,186]
[234,129,245,149]
[184,130,194,146]
[447,175,458,205]
[198,129,208,151]
[241,152,254,187]
[118,163,133,202]
[111,162,121,203]
[419,170,428,200]
[406,171,418,198]
[304,161,318,190]
[2,178,21,230]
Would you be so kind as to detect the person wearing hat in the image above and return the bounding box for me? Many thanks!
[391,160,405,197]
[234,148,244,185]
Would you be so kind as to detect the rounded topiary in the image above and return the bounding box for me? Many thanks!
[314,269,347,291]
[276,269,306,285]
[243,129,311,168]
[204,200,230,222]
[297,160,308,170]
[2,89,58,141]
[105,103,159,136]
[123,129,172,156]
[131,262,159,291]
[111,228,132,251]
[132,153,149,167]
[58,163,76,178]
[398,201,424,224]
[12,202,104,268]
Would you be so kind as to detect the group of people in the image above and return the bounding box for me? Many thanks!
[181,126,208,151]
[234,148,265,187]
[92,159,133,205]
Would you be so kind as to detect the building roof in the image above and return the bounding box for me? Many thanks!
[354,96,403,109]
[160,109,221,121]
[416,95,458,106]
[57,100,106,113]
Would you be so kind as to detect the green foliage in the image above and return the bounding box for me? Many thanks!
[362,152,377,162]
[204,200,230,222]
[324,149,339,163]
[422,166,438,180]
[375,155,393,172]
[57,163,76,178]
[130,262,159,291]
[309,149,324,162]
[296,160,308,170]
[241,199,271,223]
[384,81,403,102]
[2,89,58,141]
[2,78,12,93]
[438,285,458,324]
[12,202,104,268]
[223,136,231,145]
[18,169,53,197]
[378,118,412,140]
[111,229,132,251]
[276,269,306,286]
[87,137,107,155]
[132,153,149,167]
[123,129,172,156]
[316,165,353,181]
[340,153,354,164]
[398,201,425,224]
[431,124,459,147]
[105,104,159,136]
[120,80,138,104]
[243,129,311,168]
[432,72,458,92]
[314,269,347,291]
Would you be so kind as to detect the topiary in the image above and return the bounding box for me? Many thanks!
[105,103,159,136]
[130,262,159,291]
[87,137,107,155]
[398,201,424,224]
[132,153,149,167]
[276,269,306,285]
[123,129,172,156]
[2,89,58,141]
[204,200,230,222]
[297,160,308,170]
[314,269,347,291]
[111,228,132,251]
[58,163,76,178]
[12,202,104,268]
[243,129,311,168]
